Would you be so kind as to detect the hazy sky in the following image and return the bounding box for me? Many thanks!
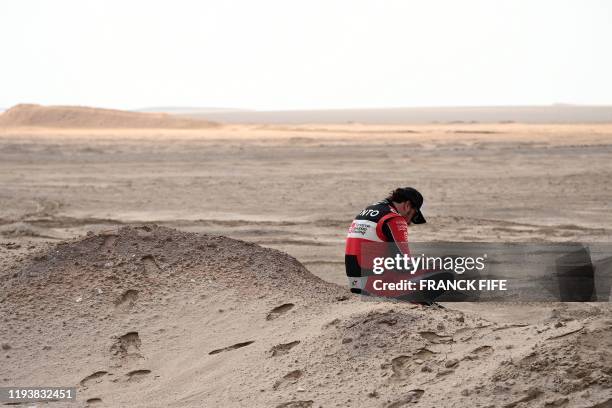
[1,0,611,110]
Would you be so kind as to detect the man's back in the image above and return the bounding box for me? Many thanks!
[345,199,410,292]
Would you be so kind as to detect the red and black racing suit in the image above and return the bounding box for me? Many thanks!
[345,199,414,296]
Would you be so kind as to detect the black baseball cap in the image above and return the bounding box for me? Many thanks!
[398,187,426,224]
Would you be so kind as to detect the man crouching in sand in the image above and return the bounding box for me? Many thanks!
[344,187,427,298]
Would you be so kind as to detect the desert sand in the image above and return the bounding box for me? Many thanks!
[1,106,611,407]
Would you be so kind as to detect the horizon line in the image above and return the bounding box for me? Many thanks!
[4,102,612,113]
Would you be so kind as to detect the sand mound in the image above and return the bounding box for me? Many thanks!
[2,225,338,307]
[0,104,217,128]
[1,226,611,407]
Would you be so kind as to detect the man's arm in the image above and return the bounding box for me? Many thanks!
[382,216,410,256]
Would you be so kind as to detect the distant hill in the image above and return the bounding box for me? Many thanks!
[137,107,251,115]
[181,105,612,124]
[0,104,217,128]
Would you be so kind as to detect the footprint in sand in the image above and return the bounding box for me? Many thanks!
[390,349,437,380]
[386,389,425,407]
[115,289,138,310]
[126,369,152,382]
[86,397,103,406]
[209,341,255,355]
[464,345,493,361]
[115,289,139,310]
[269,340,300,357]
[111,331,143,360]
[414,347,438,360]
[390,356,412,380]
[80,371,109,387]
[273,370,303,390]
[419,331,453,343]
[141,255,162,274]
[472,345,493,355]
[266,303,294,320]
[101,234,117,252]
[275,401,313,408]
